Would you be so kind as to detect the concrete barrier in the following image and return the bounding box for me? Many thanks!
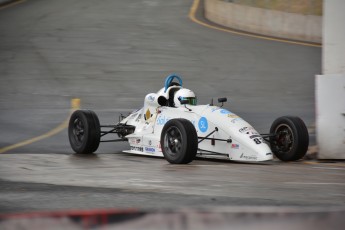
[204,0,322,43]
[316,0,345,159]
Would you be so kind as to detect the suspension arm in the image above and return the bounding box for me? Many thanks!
[260,133,277,142]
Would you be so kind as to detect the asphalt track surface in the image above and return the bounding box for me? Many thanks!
[0,0,344,228]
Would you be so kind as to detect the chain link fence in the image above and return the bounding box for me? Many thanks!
[223,0,322,15]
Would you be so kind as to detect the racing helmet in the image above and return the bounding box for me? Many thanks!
[173,88,197,106]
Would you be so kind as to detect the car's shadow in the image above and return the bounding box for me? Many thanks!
[195,156,277,166]
[67,151,280,166]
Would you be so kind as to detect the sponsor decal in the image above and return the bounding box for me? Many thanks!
[144,109,152,120]
[231,118,243,123]
[240,153,257,161]
[231,144,239,149]
[145,147,155,153]
[220,109,231,114]
[157,116,196,127]
[136,139,141,144]
[148,140,152,146]
[129,139,136,144]
[131,146,143,152]
[228,114,239,119]
[198,117,208,133]
[239,127,260,136]
[157,115,171,125]
[239,127,254,133]
[211,108,233,115]
[157,142,162,152]
[148,95,155,102]
[211,107,221,112]
[266,152,272,156]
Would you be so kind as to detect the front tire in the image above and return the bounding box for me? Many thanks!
[68,110,100,154]
[269,116,309,161]
[161,119,198,164]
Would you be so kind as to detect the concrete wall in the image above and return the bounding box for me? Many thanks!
[316,75,345,159]
[316,0,345,159]
[204,0,322,43]
[323,0,345,74]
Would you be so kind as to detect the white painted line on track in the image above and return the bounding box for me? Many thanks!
[312,167,345,170]
[285,182,345,185]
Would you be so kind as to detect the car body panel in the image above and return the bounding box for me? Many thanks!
[120,92,273,162]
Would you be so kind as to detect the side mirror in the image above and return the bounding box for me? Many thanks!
[218,98,227,103]
[218,97,227,107]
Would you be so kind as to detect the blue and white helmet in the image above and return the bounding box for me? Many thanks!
[173,88,197,106]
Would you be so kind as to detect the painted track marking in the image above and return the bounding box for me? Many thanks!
[285,182,345,185]
[189,0,321,48]
[0,98,80,154]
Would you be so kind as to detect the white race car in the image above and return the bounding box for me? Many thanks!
[68,75,309,163]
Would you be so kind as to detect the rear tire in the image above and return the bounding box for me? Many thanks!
[269,116,309,161]
[68,110,100,154]
[161,119,198,164]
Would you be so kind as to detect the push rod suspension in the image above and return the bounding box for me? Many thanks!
[198,127,218,143]
[260,133,277,142]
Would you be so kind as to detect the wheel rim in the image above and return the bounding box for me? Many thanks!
[164,126,183,157]
[273,124,294,153]
[72,117,85,146]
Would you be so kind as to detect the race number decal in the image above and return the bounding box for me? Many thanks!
[253,138,262,144]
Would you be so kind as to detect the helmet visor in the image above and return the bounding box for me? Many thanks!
[179,97,197,105]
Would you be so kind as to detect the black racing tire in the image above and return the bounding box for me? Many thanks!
[269,116,309,161]
[68,110,101,154]
[161,119,198,164]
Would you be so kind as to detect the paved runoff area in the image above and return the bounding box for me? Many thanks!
[0,154,344,229]
[1,153,345,209]
[0,0,343,229]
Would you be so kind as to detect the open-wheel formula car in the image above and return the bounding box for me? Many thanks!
[68,75,309,163]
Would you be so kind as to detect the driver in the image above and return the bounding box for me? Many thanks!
[173,88,197,107]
